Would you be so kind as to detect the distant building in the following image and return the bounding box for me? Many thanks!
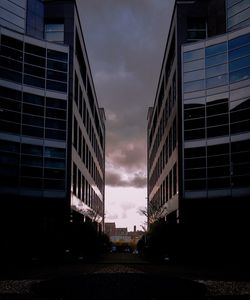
[0,0,105,257]
[105,223,143,244]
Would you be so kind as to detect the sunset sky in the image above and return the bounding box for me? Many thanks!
[77,0,175,231]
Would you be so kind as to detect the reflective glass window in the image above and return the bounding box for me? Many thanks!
[185,168,206,180]
[0,98,21,112]
[45,118,66,130]
[24,53,45,67]
[21,166,43,177]
[229,67,250,82]
[44,147,65,158]
[25,43,45,57]
[47,70,67,82]
[46,107,66,119]
[207,99,228,116]
[183,59,204,72]
[207,113,229,127]
[229,43,250,61]
[0,57,22,72]
[205,42,227,57]
[46,80,67,92]
[229,55,250,72]
[20,177,43,188]
[184,79,204,92]
[23,103,44,116]
[24,64,45,78]
[22,125,44,138]
[0,140,19,153]
[0,68,22,83]
[207,125,229,137]
[183,48,204,62]
[208,177,230,188]
[1,109,21,123]
[185,179,206,190]
[23,114,44,127]
[184,118,205,130]
[184,128,205,140]
[46,97,67,109]
[45,129,66,140]
[47,59,67,72]
[205,52,227,67]
[207,154,230,167]
[227,1,249,18]
[24,74,45,88]
[232,174,250,187]
[0,120,20,134]
[21,144,43,156]
[183,69,204,82]
[47,49,67,62]
[44,158,65,169]
[206,74,228,88]
[23,93,44,106]
[207,143,229,156]
[232,151,250,164]
[45,24,64,43]
[206,63,227,78]
[230,119,250,134]
[184,146,206,158]
[1,45,23,61]
[184,107,205,121]
[231,108,250,123]
[21,155,43,167]
[44,168,65,179]
[44,179,64,190]
[1,35,23,50]
[228,8,250,29]
[0,86,21,100]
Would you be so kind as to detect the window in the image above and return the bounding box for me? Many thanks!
[230,67,250,83]
[206,64,227,78]
[25,43,45,57]
[44,147,65,158]
[184,69,204,82]
[73,117,78,150]
[187,17,207,42]
[183,48,204,63]
[228,33,250,50]
[47,49,67,62]
[205,42,227,57]
[206,74,228,89]
[184,79,204,93]
[45,23,64,43]
[23,93,44,106]
[229,43,250,61]
[206,53,227,67]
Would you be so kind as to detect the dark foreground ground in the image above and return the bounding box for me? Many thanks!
[0,253,250,299]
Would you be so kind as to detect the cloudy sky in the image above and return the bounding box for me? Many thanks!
[77,0,175,231]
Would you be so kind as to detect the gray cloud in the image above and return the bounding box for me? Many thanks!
[105,171,146,188]
[77,0,174,187]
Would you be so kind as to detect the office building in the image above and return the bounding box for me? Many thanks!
[0,0,105,257]
[147,0,249,229]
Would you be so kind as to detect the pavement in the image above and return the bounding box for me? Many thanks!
[0,253,250,299]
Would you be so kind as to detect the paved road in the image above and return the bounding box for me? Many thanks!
[0,253,250,299]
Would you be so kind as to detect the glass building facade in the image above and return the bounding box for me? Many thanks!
[182,26,250,201]
[0,27,69,197]
[0,0,105,258]
[226,0,250,32]
[0,0,27,34]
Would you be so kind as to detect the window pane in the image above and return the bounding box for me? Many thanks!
[46,80,67,92]
[47,59,67,72]
[206,74,228,88]
[44,147,65,158]
[183,48,204,62]
[205,52,227,67]
[228,33,250,50]
[24,53,45,67]
[229,67,250,83]
[25,43,45,57]
[183,59,204,72]
[47,49,67,62]
[206,63,227,78]
[229,55,250,72]
[184,79,205,92]
[45,32,64,42]
[184,146,206,158]
[184,69,204,82]
[24,74,45,88]
[229,43,250,61]
[184,128,205,140]
[207,125,229,137]
[47,70,67,82]
[206,42,227,57]
[46,97,67,109]
[22,144,43,156]
[23,93,44,106]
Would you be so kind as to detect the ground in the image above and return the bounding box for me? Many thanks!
[0,253,250,299]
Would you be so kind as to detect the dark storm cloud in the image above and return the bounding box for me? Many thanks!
[77,0,174,187]
[106,171,146,188]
